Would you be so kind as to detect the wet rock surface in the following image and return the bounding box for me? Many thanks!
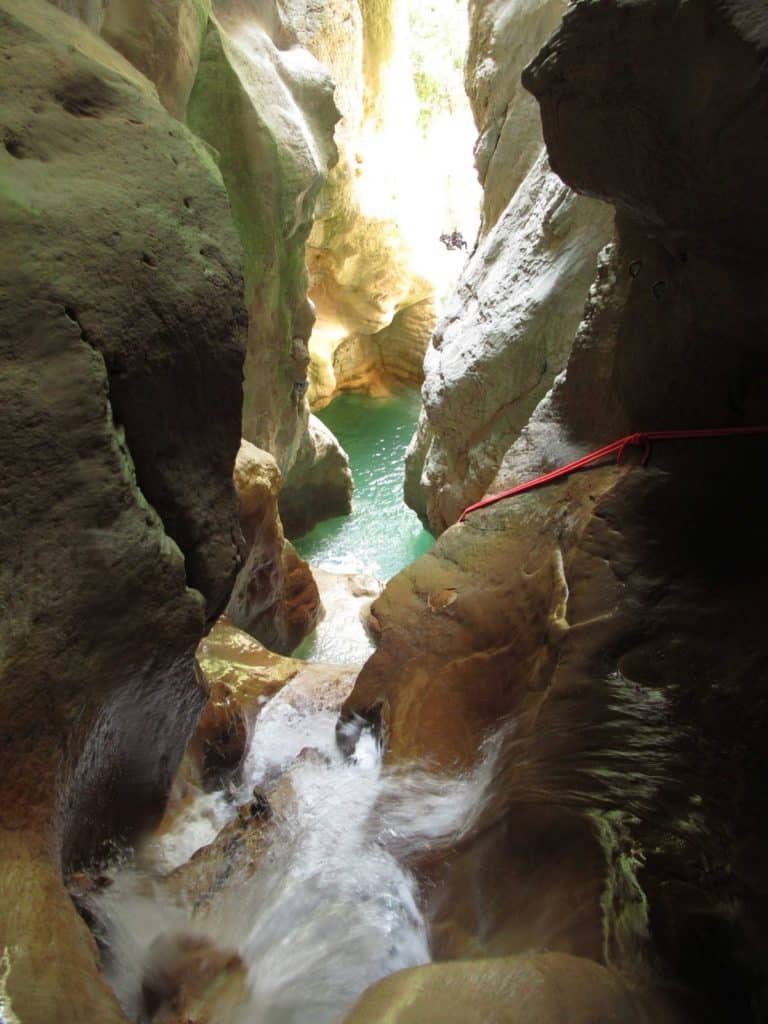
[345,0,768,1018]
[342,952,649,1024]
[279,415,354,539]
[0,1,244,1020]
[226,440,321,653]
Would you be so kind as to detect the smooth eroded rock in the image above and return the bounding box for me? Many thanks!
[342,952,646,1024]
[0,2,244,1020]
[279,414,354,538]
[227,440,321,653]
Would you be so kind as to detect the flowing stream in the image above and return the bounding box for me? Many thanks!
[90,681,500,1023]
[86,388,481,1023]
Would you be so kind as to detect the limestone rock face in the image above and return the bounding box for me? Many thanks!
[279,414,354,538]
[226,440,321,653]
[0,2,245,1021]
[405,0,612,534]
[344,1,768,1017]
[186,1,340,474]
[292,0,454,405]
[100,0,211,118]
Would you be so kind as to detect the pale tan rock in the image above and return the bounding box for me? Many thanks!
[226,440,321,653]
[297,0,467,404]
[342,953,647,1024]
[405,0,612,534]
[279,415,354,538]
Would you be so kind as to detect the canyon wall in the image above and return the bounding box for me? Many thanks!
[404,0,613,534]
[344,0,768,1019]
[0,2,245,1020]
[283,0,474,410]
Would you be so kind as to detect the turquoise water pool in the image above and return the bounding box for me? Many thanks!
[293,389,434,582]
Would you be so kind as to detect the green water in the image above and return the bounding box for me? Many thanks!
[294,389,434,582]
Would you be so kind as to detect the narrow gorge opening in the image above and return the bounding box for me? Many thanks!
[281,0,480,666]
[4,2,767,1023]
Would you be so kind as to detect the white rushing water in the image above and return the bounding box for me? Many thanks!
[91,682,501,1024]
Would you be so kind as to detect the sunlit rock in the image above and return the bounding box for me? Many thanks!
[0,1,244,1020]
[295,0,479,404]
[227,440,321,653]
[405,0,612,533]
[193,618,357,784]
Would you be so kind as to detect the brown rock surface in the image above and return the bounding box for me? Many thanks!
[342,952,647,1024]
[0,2,244,1021]
[194,618,356,784]
[344,1,768,1017]
[226,440,321,652]
[143,933,247,1024]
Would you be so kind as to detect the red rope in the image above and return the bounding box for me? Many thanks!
[458,426,768,523]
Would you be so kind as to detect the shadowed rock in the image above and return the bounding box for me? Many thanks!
[0,1,244,1020]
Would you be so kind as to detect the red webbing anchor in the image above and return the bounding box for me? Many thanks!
[458,426,768,523]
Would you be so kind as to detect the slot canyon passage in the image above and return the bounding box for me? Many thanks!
[2,0,768,1021]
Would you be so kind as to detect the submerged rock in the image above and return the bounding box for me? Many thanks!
[0,0,244,1020]
[142,932,247,1024]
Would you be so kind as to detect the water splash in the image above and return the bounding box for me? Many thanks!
[89,685,498,1023]
[0,948,20,1024]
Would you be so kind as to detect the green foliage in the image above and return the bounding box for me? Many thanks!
[408,0,468,135]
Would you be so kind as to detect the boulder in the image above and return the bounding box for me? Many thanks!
[342,953,648,1024]
[226,440,321,653]
[0,2,244,1021]
[194,618,356,784]
[279,414,354,538]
